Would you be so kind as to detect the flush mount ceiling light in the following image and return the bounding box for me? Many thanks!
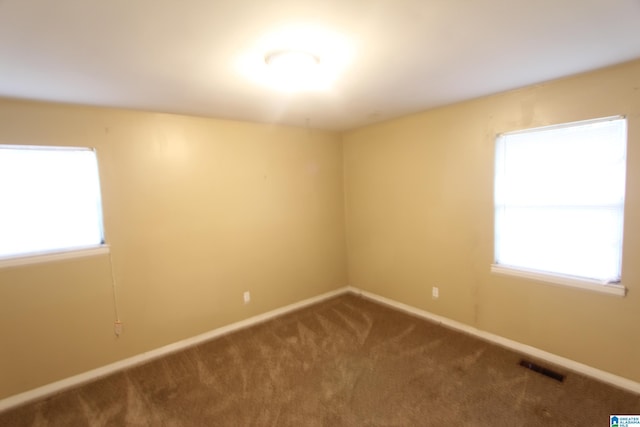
[264,50,320,69]
[237,25,353,92]
[263,50,321,91]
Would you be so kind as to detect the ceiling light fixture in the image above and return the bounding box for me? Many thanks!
[263,50,321,91]
[237,25,352,92]
[265,50,320,70]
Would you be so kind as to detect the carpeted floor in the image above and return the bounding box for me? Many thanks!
[1,293,639,426]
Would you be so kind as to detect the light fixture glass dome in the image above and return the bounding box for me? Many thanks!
[265,50,320,69]
[263,50,321,91]
[236,25,353,92]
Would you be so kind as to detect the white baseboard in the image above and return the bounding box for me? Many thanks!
[347,286,640,394]
[3,284,638,413]
[0,286,349,413]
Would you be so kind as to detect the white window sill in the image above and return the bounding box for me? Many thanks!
[491,264,626,297]
[0,245,110,269]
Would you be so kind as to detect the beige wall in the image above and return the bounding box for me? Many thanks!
[0,101,348,398]
[343,59,640,382]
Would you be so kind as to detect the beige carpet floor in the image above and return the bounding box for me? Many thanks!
[1,293,639,426]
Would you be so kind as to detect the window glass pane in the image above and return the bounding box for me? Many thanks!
[0,146,104,258]
[494,117,626,283]
[496,206,623,280]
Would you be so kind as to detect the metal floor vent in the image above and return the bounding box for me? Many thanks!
[519,359,565,382]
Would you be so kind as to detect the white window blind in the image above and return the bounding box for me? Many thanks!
[494,117,626,284]
[0,145,105,259]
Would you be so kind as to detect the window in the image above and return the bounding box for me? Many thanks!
[0,145,106,265]
[492,117,627,295]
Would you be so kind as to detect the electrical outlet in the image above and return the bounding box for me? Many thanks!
[114,320,123,336]
[432,286,439,299]
[243,291,251,304]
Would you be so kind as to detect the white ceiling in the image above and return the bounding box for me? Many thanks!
[1,0,639,131]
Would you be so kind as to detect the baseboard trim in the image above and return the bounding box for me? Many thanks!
[0,286,349,413]
[347,286,640,394]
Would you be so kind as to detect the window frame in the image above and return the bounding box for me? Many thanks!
[491,116,627,297]
[0,144,109,269]
[0,245,110,269]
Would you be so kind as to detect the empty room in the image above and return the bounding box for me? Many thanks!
[1,0,640,425]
